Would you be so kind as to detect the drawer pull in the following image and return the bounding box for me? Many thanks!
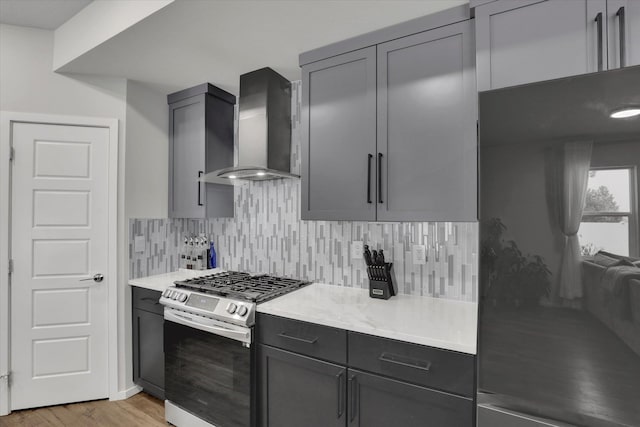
[378,352,432,372]
[617,7,626,67]
[595,12,603,72]
[336,371,344,418]
[277,331,318,344]
[348,374,357,422]
[140,297,161,305]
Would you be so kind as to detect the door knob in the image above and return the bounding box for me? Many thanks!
[80,274,104,283]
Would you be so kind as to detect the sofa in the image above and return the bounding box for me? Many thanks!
[582,253,640,357]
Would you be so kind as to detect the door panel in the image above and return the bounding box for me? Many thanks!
[258,345,346,427]
[165,320,251,427]
[476,0,607,91]
[169,96,206,218]
[10,123,109,410]
[348,369,473,427]
[607,0,640,68]
[377,21,477,221]
[301,47,377,221]
[132,308,164,399]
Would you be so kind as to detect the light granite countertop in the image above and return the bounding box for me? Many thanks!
[128,268,224,293]
[257,283,478,354]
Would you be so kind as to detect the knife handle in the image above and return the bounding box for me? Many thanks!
[364,245,372,266]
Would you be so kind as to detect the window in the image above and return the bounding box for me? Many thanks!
[579,167,636,257]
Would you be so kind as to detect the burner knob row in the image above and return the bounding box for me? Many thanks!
[163,289,187,302]
[226,303,249,317]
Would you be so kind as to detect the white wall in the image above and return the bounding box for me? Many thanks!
[125,80,168,219]
[53,0,174,71]
[0,23,169,400]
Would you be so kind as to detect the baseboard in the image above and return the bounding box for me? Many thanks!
[109,384,142,401]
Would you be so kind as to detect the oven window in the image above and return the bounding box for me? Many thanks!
[164,320,251,427]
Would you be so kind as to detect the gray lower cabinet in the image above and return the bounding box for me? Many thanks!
[168,83,235,218]
[475,0,640,92]
[132,287,164,399]
[257,314,475,426]
[258,345,346,427]
[301,19,477,222]
[348,369,473,427]
[301,47,377,221]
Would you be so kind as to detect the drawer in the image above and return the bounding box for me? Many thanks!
[132,287,164,315]
[257,314,347,364]
[348,332,475,397]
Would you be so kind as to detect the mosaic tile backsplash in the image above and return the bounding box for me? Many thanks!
[129,81,478,302]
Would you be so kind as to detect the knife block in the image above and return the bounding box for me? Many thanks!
[367,263,397,300]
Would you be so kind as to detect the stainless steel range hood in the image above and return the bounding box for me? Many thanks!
[206,67,296,182]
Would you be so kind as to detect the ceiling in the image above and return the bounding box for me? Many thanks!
[0,0,91,30]
[480,66,640,146]
[55,0,467,95]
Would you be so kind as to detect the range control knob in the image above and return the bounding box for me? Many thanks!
[171,292,179,300]
[226,303,237,314]
[237,305,248,317]
[162,289,171,298]
[178,293,187,302]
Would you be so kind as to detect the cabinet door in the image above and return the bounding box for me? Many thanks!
[258,345,346,427]
[377,21,477,222]
[476,0,607,91]
[607,0,640,68]
[132,309,164,399]
[301,47,377,221]
[168,95,206,218]
[347,369,473,427]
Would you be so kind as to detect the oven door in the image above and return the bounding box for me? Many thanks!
[164,308,253,427]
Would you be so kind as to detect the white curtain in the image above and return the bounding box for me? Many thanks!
[556,141,592,301]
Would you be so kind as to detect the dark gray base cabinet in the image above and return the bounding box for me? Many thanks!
[258,345,346,427]
[350,369,473,427]
[257,314,475,427]
[132,287,164,399]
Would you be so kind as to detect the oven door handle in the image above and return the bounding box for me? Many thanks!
[164,309,252,345]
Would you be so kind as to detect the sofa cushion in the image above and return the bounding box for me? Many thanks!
[593,252,634,267]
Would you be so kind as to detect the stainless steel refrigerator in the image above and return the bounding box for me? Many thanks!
[477,65,640,427]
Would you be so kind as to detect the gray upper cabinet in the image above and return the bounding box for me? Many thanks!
[377,21,477,222]
[300,8,477,222]
[607,0,640,68]
[475,0,639,92]
[475,0,606,91]
[301,47,377,221]
[168,83,235,218]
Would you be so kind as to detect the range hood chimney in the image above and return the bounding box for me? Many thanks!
[211,67,296,181]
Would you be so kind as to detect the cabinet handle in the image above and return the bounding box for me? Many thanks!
[595,12,603,71]
[197,171,204,206]
[617,7,626,67]
[377,153,383,204]
[277,331,318,344]
[336,371,344,418]
[367,154,373,204]
[348,374,357,423]
[140,297,161,306]
[378,352,432,372]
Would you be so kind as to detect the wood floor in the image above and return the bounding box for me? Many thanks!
[0,392,165,427]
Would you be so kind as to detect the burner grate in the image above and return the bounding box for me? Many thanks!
[174,271,309,303]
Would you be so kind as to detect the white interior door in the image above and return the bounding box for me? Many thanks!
[10,122,110,410]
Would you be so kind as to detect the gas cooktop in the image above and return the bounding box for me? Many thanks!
[173,271,310,304]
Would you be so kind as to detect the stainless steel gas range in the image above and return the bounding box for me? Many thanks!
[159,271,309,427]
